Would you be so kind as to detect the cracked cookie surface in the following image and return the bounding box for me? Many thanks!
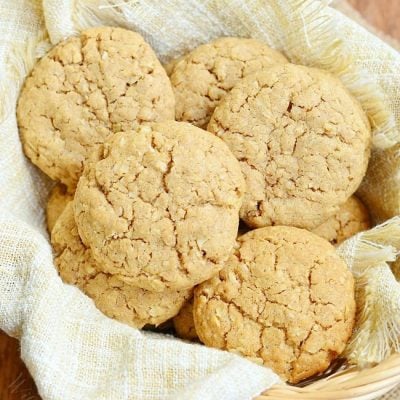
[193,226,355,383]
[46,183,74,233]
[207,63,371,229]
[51,202,191,328]
[173,298,199,341]
[173,228,252,341]
[74,121,245,292]
[18,26,175,191]
[312,196,371,245]
[169,37,287,129]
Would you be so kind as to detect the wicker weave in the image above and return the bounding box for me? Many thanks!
[258,354,400,399]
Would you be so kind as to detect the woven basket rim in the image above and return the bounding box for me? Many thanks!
[256,353,400,399]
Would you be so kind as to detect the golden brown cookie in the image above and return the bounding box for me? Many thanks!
[46,183,74,233]
[312,196,371,245]
[74,121,245,292]
[173,298,198,341]
[18,26,175,191]
[169,37,288,129]
[51,202,191,328]
[208,63,371,230]
[193,226,356,383]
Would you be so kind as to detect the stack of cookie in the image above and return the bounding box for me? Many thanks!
[17,27,372,383]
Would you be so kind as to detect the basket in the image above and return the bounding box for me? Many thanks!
[260,355,400,399]
[2,0,400,399]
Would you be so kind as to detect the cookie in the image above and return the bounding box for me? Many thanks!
[51,202,191,328]
[175,227,253,342]
[18,26,175,191]
[74,121,245,292]
[169,37,288,129]
[46,183,74,233]
[208,63,371,229]
[193,226,355,383]
[312,196,371,245]
[173,298,198,341]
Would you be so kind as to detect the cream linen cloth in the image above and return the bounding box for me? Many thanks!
[1,1,400,399]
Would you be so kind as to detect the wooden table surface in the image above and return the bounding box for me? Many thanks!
[1,1,399,399]
[348,0,400,41]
